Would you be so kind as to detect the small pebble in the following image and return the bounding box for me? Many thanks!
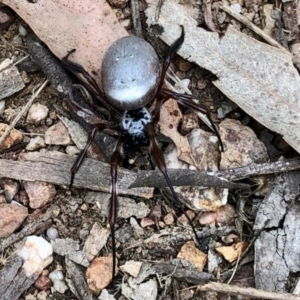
[108,0,128,9]
[21,71,30,84]
[3,179,19,201]
[47,227,58,240]
[49,270,64,281]
[80,203,89,211]
[177,57,193,72]
[120,18,131,29]
[231,3,241,13]
[65,145,80,156]
[115,226,133,243]
[26,103,49,125]
[164,213,174,225]
[0,6,15,30]
[35,274,52,291]
[158,221,165,228]
[86,257,114,294]
[19,24,28,36]
[49,270,68,294]
[25,295,36,300]
[37,291,47,300]
[130,217,144,236]
[140,217,155,228]
[26,136,45,151]
[174,78,190,94]
[0,101,5,116]
[0,123,23,151]
[45,121,71,145]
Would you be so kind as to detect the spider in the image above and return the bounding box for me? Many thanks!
[62,25,223,281]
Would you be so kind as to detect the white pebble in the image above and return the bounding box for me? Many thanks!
[49,270,64,281]
[19,24,28,36]
[231,3,241,13]
[47,227,58,240]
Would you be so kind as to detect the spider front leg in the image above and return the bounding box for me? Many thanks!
[109,135,127,280]
[68,86,120,187]
[145,123,203,247]
[151,25,223,150]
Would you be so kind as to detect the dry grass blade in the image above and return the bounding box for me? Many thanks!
[0,79,48,147]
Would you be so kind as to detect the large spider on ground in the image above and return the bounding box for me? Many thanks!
[62,26,223,280]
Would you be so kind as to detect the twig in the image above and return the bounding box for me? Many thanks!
[27,37,117,161]
[131,0,143,38]
[229,221,268,271]
[221,5,287,51]
[293,278,300,295]
[130,168,248,189]
[0,79,49,147]
[197,282,300,300]
[154,0,165,24]
[131,158,300,188]
[13,54,30,66]
[213,158,300,181]
[226,251,241,284]
[0,204,53,249]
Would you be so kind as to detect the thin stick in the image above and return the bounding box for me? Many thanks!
[226,251,241,284]
[13,55,30,66]
[214,158,300,181]
[0,79,49,147]
[221,5,287,51]
[131,0,143,38]
[197,282,300,300]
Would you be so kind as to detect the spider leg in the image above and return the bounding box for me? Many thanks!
[68,83,120,187]
[145,123,202,247]
[68,85,118,129]
[155,25,185,97]
[62,49,105,98]
[62,52,121,116]
[109,136,126,280]
[70,123,119,187]
[150,23,223,150]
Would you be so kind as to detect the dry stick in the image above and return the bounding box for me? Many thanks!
[131,0,143,38]
[131,157,300,188]
[293,279,300,295]
[229,221,268,270]
[154,0,164,24]
[214,158,300,181]
[0,79,49,147]
[226,251,241,284]
[197,282,300,300]
[0,205,54,249]
[13,55,30,66]
[221,5,287,51]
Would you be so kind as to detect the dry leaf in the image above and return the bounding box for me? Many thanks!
[120,260,142,278]
[146,1,300,154]
[158,99,196,166]
[216,241,248,263]
[2,0,127,83]
[177,241,208,271]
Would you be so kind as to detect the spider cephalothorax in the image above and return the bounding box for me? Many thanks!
[121,107,152,146]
